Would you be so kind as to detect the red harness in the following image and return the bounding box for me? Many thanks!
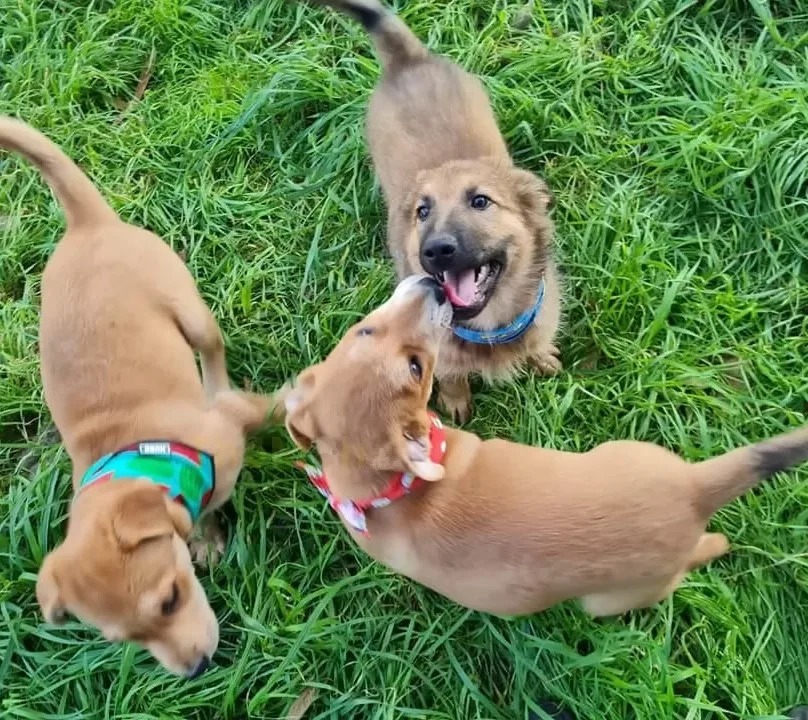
[297,413,447,536]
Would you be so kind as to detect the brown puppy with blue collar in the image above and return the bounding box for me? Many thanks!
[307,0,562,423]
[0,116,285,677]
[285,274,808,617]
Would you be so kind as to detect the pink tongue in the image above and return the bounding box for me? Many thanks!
[443,269,477,307]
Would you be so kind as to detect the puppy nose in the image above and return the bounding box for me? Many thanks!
[417,275,447,305]
[186,655,210,679]
[420,235,458,273]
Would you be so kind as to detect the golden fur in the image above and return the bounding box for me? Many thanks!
[0,116,285,677]
[308,0,562,422]
[285,274,808,617]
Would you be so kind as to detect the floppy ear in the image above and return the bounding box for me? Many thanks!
[36,550,69,624]
[400,418,445,482]
[286,406,316,451]
[163,495,194,540]
[284,369,319,451]
[267,381,293,424]
[112,484,175,552]
[510,166,554,219]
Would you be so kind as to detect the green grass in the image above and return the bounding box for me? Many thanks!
[1,0,807,717]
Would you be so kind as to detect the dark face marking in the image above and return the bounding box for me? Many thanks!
[415,190,509,320]
[405,160,553,324]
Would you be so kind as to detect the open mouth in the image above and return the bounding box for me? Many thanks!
[434,261,502,321]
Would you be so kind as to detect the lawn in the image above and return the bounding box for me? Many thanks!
[1,0,807,718]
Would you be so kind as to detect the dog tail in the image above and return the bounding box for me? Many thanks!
[0,116,116,230]
[693,425,808,517]
[307,0,428,72]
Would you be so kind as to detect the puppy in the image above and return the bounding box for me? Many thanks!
[308,0,562,422]
[0,116,285,677]
[285,274,808,617]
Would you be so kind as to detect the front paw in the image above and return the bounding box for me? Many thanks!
[438,387,472,424]
[530,344,563,377]
[189,516,226,569]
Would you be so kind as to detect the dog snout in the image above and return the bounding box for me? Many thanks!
[186,654,211,680]
[417,275,447,305]
[420,234,458,273]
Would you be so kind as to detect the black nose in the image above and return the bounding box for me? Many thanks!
[420,234,458,273]
[187,655,210,679]
[417,275,447,305]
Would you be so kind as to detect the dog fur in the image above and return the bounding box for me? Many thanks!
[285,275,808,617]
[307,0,562,423]
[0,116,285,677]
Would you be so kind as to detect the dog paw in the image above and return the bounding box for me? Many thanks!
[190,534,225,569]
[189,517,226,569]
[530,345,563,377]
[438,389,472,425]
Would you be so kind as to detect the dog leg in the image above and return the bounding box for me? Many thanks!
[175,300,230,398]
[213,386,288,432]
[582,534,728,617]
[189,513,226,568]
[580,585,653,617]
[581,572,687,617]
[686,532,729,570]
[528,343,562,377]
[437,376,472,424]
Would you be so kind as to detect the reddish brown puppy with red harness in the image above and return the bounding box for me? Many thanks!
[285,274,808,616]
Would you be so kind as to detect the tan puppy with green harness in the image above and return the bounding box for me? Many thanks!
[0,116,285,677]
[285,274,808,617]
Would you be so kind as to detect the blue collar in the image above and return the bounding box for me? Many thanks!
[452,278,545,345]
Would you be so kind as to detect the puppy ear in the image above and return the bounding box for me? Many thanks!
[400,419,445,482]
[163,496,194,540]
[267,381,293,424]
[112,484,174,552]
[510,166,554,219]
[284,369,319,451]
[286,408,316,451]
[36,551,69,625]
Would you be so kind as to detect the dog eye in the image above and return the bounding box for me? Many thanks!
[409,356,423,380]
[470,194,492,210]
[357,327,374,337]
[161,583,180,616]
[416,204,430,221]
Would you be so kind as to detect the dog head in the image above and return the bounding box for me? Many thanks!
[36,480,218,678]
[401,158,553,327]
[285,275,452,489]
